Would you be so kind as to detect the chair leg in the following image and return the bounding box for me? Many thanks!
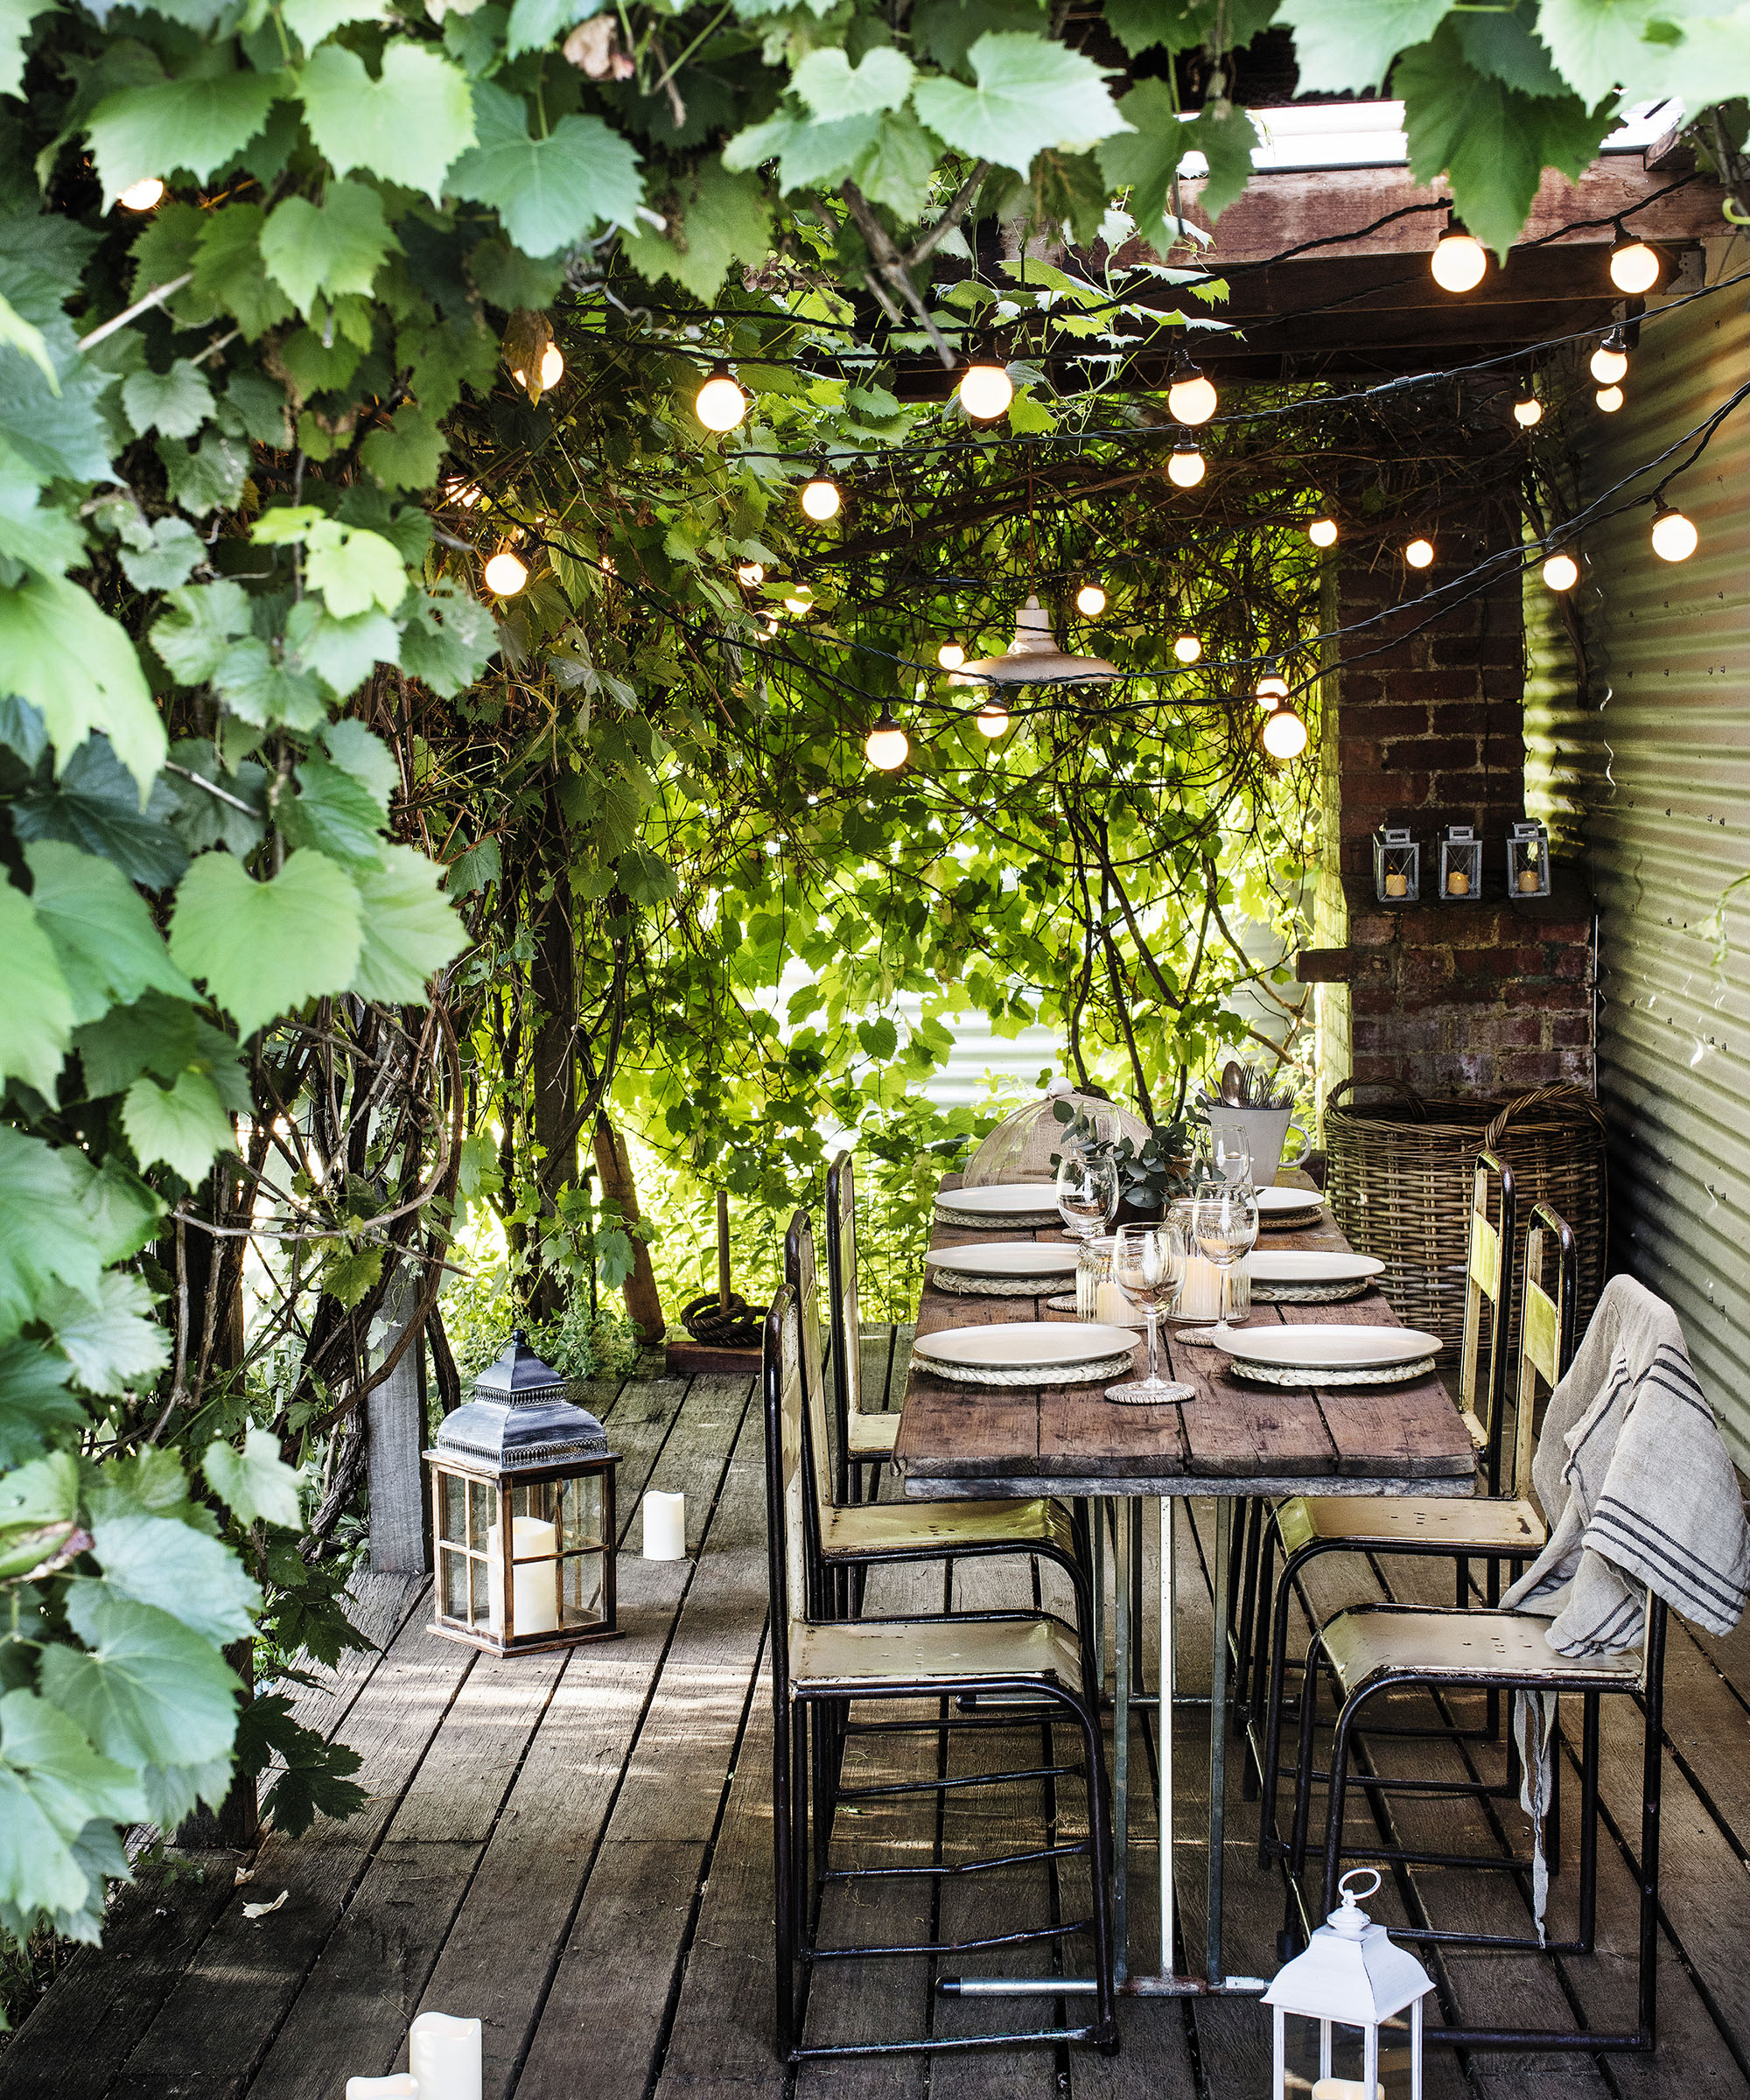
[1259,1542,1309,1866]
[1233,1498,1264,1740]
[1578,1690,1600,1951]
[1068,1689,1120,2050]
[1320,1690,1363,1916]
[1287,1628,1325,1876]
[1638,1604,1668,2048]
[773,1692,796,2061]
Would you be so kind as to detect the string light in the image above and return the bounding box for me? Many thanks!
[938,641,966,670]
[1431,220,1488,293]
[1589,326,1629,385]
[1609,232,1661,295]
[736,561,765,585]
[1166,351,1217,427]
[801,475,841,521]
[1167,438,1206,487]
[1255,658,1288,710]
[694,365,746,432]
[1649,499,1698,562]
[783,588,814,615]
[865,707,908,770]
[958,363,1013,420]
[1307,516,1338,548]
[1404,537,1435,570]
[1595,385,1624,414]
[118,177,164,211]
[1173,634,1201,665]
[483,549,528,595]
[976,699,1010,738]
[1542,550,1579,592]
[1261,707,1309,760]
[1513,392,1543,428]
[540,343,564,389]
[1075,582,1107,617]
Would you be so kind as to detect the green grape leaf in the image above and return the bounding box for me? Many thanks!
[319,1238,383,1309]
[160,738,267,858]
[223,369,292,446]
[1274,0,1452,91]
[89,1513,257,1643]
[398,579,498,696]
[297,40,476,203]
[23,839,194,1027]
[0,1341,84,1468]
[158,428,248,517]
[0,875,72,1099]
[87,72,289,207]
[0,1449,77,1532]
[73,990,197,1100]
[0,1686,147,1926]
[116,517,204,592]
[190,206,295,342]
[1180,97,1259,219]
[120,1068,236,1186]
[0,444,88,578]
[909,32,1130,174]
[347,843,467,1002]
[791,44,915,116]
[283,598,402,697]
[79,1157,164,1269]
[449,80,642,258]
[303,521,408,618]
[0,1686,145,1840]
[1096,0,1274,56]
[150,579,252,685]
[120,359,213,440]
[46,1585,241,1769]
[0,0,58,102]
[844,114,942,218]
[0,1128,107,1345]
[210,638,326,731]
[359,402,449,492]
[622,162,773,301]
[1452,0,1565,94]
[444,836,500,897]
[0,574,165,800]
[259,181,401,317]
[83,1444,208,1528]
[283,0,386,47]
[203,1424,302,1528]
[38,1270,170,1396]
[276,752,387,867]
[1098,79,1185,236]
[12,734,190,890]
[320,718,401,803]
[505,0,595,56]
[169,848,364,1039]
[1532,0,1673,103]
[0,289,56,389]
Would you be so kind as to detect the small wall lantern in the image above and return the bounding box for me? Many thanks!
[1373,827,1419,904]
[1507,818,1551,900]
[1438,824,1482,902]
[1265,1869,1433,2100]
[426,1330,620,1654]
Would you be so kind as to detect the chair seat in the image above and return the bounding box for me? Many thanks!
[791,1612,1085,1696]
[822,1495,1073,1564]
[1278,1493,1544,1558]
[1322,1606,1645,1700]
[849,1412,900,1460]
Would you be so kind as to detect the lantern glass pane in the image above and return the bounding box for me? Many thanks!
[467,1478,495,1552]
[470,1550,491,1627]
[559,1548,605,1627]
[440,1543,470,1622]
[440,1471,466,1544]
[1284,2010,1416,2099]
[556,1473,605,1551]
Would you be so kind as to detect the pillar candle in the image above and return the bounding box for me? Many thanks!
[409,2012,482,2100]
[1310,2080,1383,2100]
[1517,866,1540,893]
[1094,1278,1130,1325]
[346,2079,417,2099]
[1384,871,1407,898]
[1446,868,1469,896]
[642,1489,686,1560]
[1178,1256,1222,1322]
[486,1514,558,1635]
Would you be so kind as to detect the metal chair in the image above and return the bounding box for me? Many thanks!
[824,1153,896,1504]
[762,1282,1119,2062]
[1252,1166,1573,1862]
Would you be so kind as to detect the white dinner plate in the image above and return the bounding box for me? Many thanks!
[1255,1185,1325,1217]
[1246,1250,1383,1284]
[914,1321,1138,1370]
[923,1242,1080,1281]
[1214,1323,1439,1371]
[937,1184,1061,1218]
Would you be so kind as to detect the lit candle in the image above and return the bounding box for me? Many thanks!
[346,2080,417,2099]
[1517,866,1539,893]
[410,2012,482,2100]
[1446,868,1469,896]
[1384,871,1407,898]
[1095,1278,1130,1325]
[486,1514,559,1635]
[1178,1256,1222,1322]
[641,1490,686,1561]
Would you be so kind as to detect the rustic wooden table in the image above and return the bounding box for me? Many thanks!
[892,1173,1476,2002]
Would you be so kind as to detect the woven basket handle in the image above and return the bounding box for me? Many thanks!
[1482,1082,1606,1148]
[1325,1074,1431,1123]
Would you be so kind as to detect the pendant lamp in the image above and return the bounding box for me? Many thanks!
[955,595,1122,686]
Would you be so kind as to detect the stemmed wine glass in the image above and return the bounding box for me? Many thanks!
[1055,1146,1118,1245]
[1104,1222,1196,1406]
[1178,1181,1259,1348]
[1208,1120,1254,1188]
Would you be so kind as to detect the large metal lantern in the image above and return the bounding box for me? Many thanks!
[425,1331,620,1654]
[1265,1870,1433,2100]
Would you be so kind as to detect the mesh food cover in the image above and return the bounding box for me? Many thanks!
[962,1079,1149,1186]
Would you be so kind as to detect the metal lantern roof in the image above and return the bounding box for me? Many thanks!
[956,596,1122,685]
[1264,1875,1433,2026]
[431,1329,611,1473]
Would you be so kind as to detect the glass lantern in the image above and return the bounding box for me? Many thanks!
[1437,824,1482,903]
[1373,826,1419,904]
[1265,1870,1433,2100]
[425,1331,620,1655]
[1507,818,1550,900]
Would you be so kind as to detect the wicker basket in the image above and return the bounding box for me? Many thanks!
[1324,1080,1607,1361]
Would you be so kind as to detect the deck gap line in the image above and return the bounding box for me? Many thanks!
[501,1385,754,2098]
[611,1372,697,1553]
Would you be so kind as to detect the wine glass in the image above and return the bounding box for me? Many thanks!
[1105,1222,1195,1405]
[1178,1182,1259,1348]
[1055,1149,1118,1245]
[1209,1120,1254,1188]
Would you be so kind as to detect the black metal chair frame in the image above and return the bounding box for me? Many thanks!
[824,1151,879,1509]
[762,1284,1120,2062]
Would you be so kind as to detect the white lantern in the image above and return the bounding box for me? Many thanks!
[1265,1870,1433,2100]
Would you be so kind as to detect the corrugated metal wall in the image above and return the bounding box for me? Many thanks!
[1523,237,1750,1466]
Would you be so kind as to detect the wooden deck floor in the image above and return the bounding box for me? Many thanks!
[9,1333,1750,2100]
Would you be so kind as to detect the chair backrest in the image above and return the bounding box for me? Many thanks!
[782,1208,836,1554]
[1458,1148,1517,1494]
[761,1284,807,1707]
[824,1151,861,1503]
[1512,1199,1578,1502]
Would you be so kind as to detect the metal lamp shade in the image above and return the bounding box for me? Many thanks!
[425,1331,620,1654]
[956,596,1122,685]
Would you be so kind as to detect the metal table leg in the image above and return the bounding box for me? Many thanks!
[1208,1496,1231,1985]
[1113,1495,1130,1984]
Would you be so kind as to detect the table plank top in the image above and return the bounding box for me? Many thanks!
[892,1174,1477,1500]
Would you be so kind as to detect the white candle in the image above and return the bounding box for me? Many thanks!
[346,2080,417,2099]
[642,1490,686,1561]
[486,1515,559,1635]
[1095,1279,1130,1325]
[410,2012,482,2100]
[1178,1256,1222,1322]
[1311,2080,1383,2100]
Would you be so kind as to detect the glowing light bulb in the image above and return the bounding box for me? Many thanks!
[1307,516,1338,548]
[1255,659,1288,709]
[736,561,765,585]
[784,591,813,615]
[1514,396,1543,428]
[1167,440,1205,488]
[484,550,528,595]
[1650,503,1698,563]
[1590,329,1629,385]
[1542,551,1578,592]
[1261,707,1308,760]
[865,709,908,771]
[1431,230,1487,293]
[958,363,1013,420]
[938,642,966,671]
[1609,237,1660,295]
[118,177,164,212]
[1404,537,1435,570]
[540,342,564,389]
[801,477,840,521]
[1595,385,1624,414]
[1173,634,1201,665]
[976,699,1009,738]
[1167,354,1216,427]
[695,368,746,432]
[1075,583,1107,618]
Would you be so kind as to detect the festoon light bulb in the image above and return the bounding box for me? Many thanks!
[1595,386,1624,414]
[118,177,165,211]
[1075,582,1107,617]
[1609,234,1661,295]
[1590,326,1629,386]
[540,342,564,389]
[1255,659,1288,710]
[1166,352,1217,426]
[1167,438,1205,487]
[1307,516,1338,548]
[484,549,528,595]
[1649,500,1698,563]
[1405,536,1435,570]
[1173,634,1201,665]
[1431,224,1488,293]
[1542,550,1579,592]
[736,561,765,585]
[694,366,747,432]
[1513,393,1543,427]
[938,641,966,671]
[801,476,840,521]
[1261,708,1308,760]
[958,363,1013,420]
[976,699,1010,738]
[865,708,908,770]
